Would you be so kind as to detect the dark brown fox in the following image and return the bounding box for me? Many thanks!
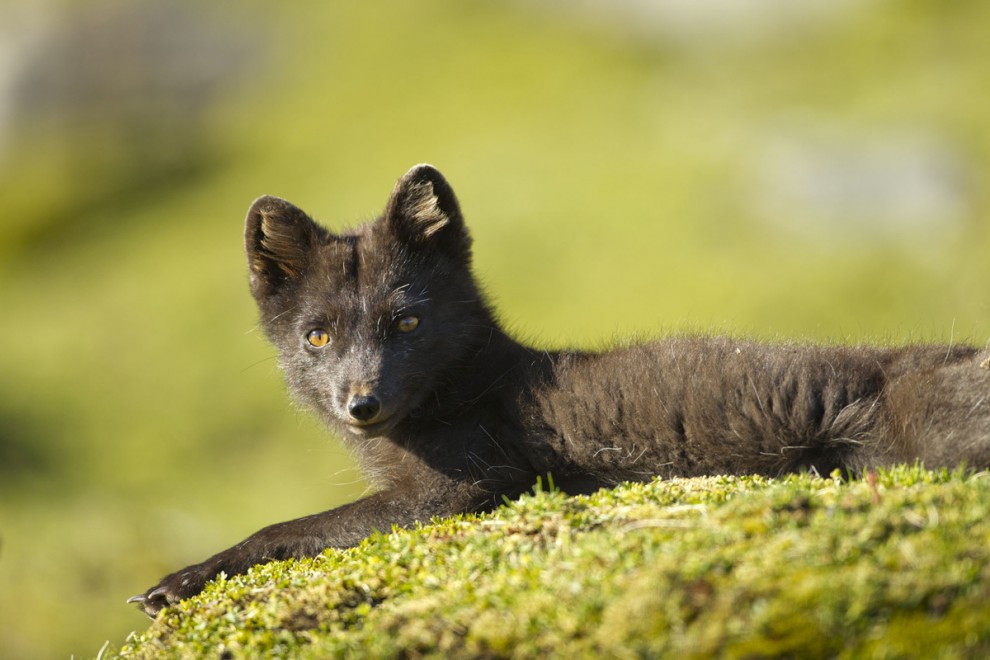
[130,164,990,616]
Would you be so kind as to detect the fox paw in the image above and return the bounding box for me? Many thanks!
[127,565,214,618]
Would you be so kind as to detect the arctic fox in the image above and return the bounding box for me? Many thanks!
[130,164,990,616]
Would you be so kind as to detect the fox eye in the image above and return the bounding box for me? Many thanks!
[306,329,330,348]
[396,315,420,333]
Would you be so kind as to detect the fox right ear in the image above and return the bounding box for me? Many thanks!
[244,195,326,298]
[383,164,469,255]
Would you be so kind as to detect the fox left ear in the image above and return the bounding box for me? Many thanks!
[384,164,470,254]
[244,195,329,300]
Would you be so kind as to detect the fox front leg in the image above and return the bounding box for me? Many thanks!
[128,481,495,617]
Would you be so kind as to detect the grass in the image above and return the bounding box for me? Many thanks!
[114,467,990,658]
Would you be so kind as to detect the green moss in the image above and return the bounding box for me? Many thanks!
[114,467,990,658]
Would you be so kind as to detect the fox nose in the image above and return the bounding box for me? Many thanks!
[348,395,381,422]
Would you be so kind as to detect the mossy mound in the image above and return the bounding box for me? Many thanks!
[116,467,990,658]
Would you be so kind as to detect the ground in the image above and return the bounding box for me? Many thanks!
[116,466,990,658]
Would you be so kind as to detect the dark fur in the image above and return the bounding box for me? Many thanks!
[130,164,990,616]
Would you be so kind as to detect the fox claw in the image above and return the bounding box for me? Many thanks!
[129,584,175,618]
[148,586,170,600]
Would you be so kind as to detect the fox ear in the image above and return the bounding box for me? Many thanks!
[384,164,469,254]
[245,195,326,298]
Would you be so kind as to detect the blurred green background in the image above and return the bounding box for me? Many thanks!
[0,1,988,656]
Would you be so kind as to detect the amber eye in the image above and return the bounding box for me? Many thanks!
[306,329,330,348]
[396,315,420,333]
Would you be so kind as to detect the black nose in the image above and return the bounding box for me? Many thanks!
[348,395,381,422]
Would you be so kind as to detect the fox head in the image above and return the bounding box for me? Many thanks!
[244,164,493,438]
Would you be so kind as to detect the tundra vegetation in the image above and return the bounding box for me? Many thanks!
[115,467,990,658]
